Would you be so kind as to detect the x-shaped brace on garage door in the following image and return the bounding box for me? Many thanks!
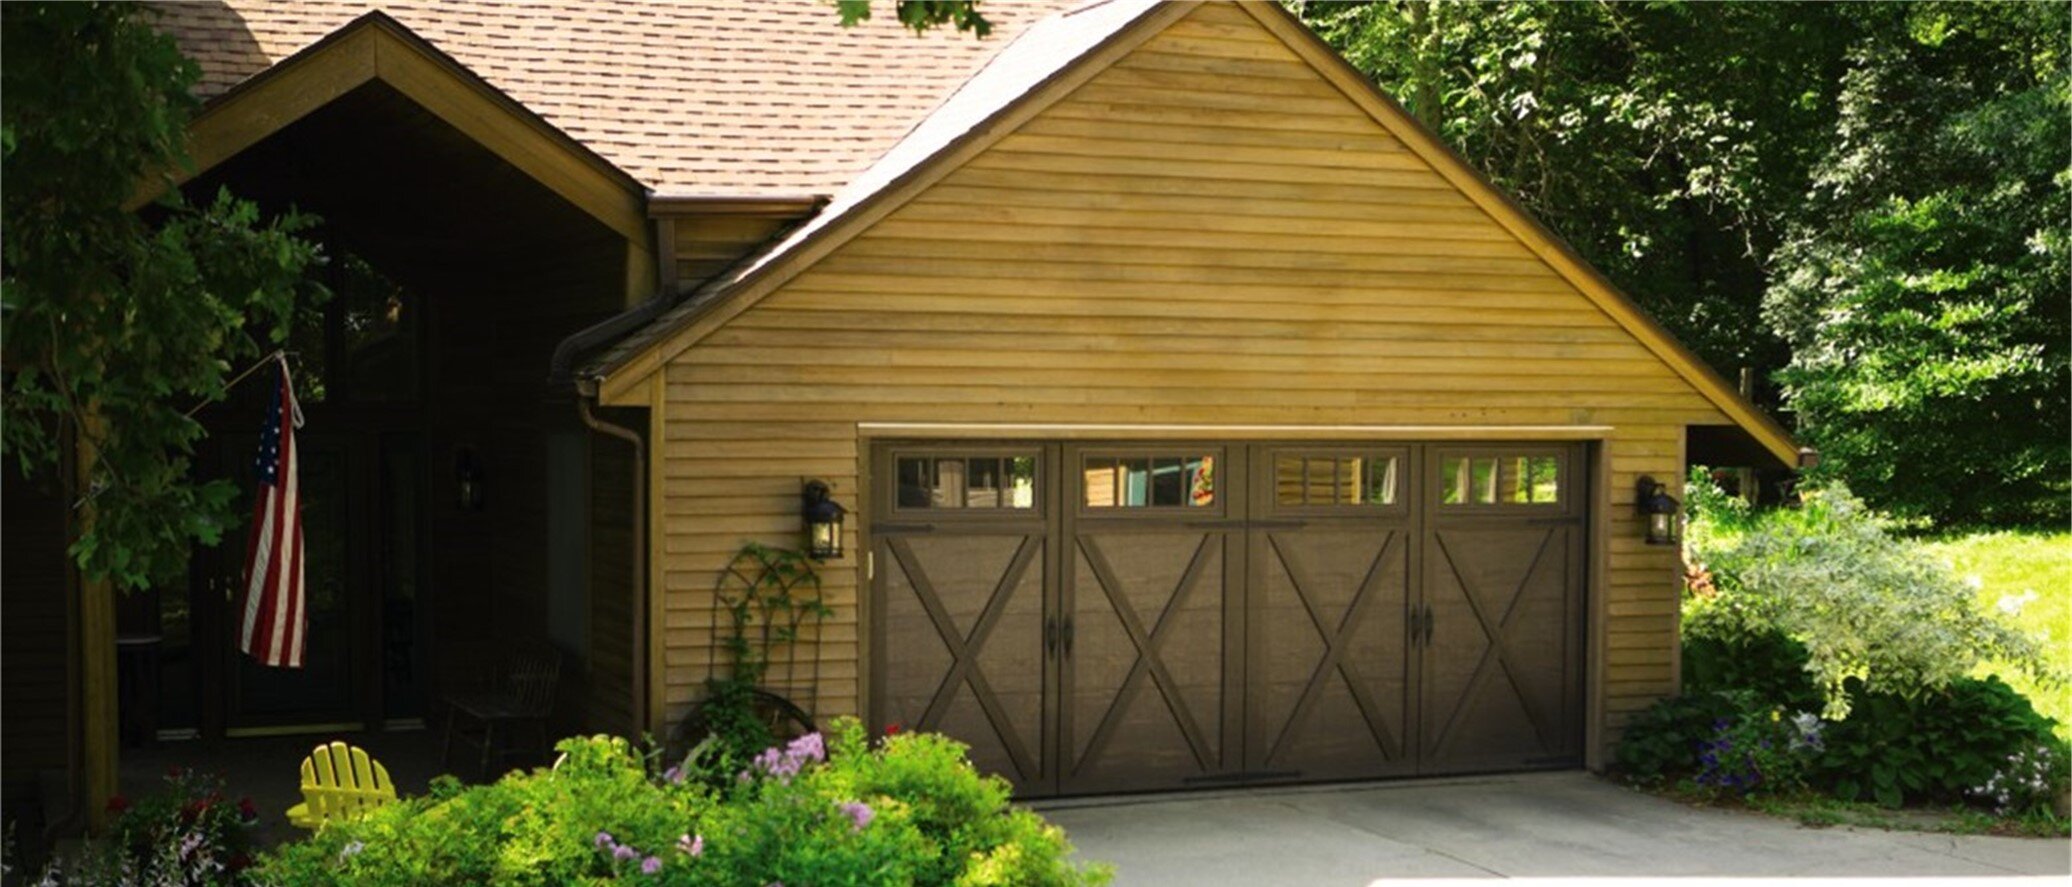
[1071,535,1218,777]
[886,535,1042,783]
[1428,529,1561,759]
[1262,531,1405,766]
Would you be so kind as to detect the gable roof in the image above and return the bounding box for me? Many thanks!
[150,0,1079,197]
[578,0,1800,467]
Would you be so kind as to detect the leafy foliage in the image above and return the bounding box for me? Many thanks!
[257,724,1110,886]
[35,767,262,884]
[1296,1,2070,528]
[1684,473,2056,719]
[835,1,991,38]
[1764,2,2071,527]
[1812,676,2057,808]
[1292,1,1858,383]
[676,544,836,776]
[1,2,325,591]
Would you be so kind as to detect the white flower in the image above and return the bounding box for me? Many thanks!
[1995,589,2036,616]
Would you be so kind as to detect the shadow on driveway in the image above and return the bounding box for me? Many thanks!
[1035,772,2071,883]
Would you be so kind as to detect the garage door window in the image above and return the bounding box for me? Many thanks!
[1082,454,1215,508]
[895,454,1037,510]
[1441,454,1560,506]
[1274,453,1399,507]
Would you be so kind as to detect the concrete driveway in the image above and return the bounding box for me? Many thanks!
[1036,772,2071,883]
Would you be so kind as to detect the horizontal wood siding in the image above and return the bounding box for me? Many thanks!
[673,217,796,296]
[650,3,1712,757]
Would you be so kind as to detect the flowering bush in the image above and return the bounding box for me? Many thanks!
[255,720,1110,886]
[1971,742,2071,817]
[1683,474,2057,719]
[32,767,260,885]
[1691,700,1824,797]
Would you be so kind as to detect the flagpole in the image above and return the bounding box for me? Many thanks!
[180,349,291,420]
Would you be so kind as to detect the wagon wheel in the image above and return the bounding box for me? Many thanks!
[668,687,818,764]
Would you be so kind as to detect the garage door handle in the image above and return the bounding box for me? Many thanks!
[1423,605,1435,646]
[1062,619,1075,658]
[1044,617,1059,658]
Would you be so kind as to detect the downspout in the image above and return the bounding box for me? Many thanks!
[578,398,647,737]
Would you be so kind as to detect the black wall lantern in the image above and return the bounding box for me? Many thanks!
[801,478,847,560]
[1635,475,1680,546]
[455,446,485,511]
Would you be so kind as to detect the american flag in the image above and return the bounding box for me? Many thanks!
[239,358,306,668]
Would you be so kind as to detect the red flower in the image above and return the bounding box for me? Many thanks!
[227,853,252,873]
[106,795,131,814]
[884,723,902,736]
[238,796,259,822]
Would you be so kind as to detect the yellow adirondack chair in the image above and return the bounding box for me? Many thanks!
[286,741,397,829]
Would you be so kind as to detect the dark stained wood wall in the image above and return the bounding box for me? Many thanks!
[2,467,76,815]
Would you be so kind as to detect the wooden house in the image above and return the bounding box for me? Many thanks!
[3,0,1800,823]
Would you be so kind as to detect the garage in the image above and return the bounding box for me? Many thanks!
[869,441,1586,796]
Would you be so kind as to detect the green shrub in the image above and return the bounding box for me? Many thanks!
[1615,692,1739,784]
[1682,632,1823,713]
[1615,690,1825,796]
[1812,676,2058,808]
[255,722,1110,887]
[1971,740,2071,817]
[1683,473,2057,719]
[34,767,264,885]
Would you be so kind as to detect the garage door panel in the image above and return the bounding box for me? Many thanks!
[1064,531,1228,791]
[1250,527,1413,778]
[871,439,1587,798]
[1422,523,1580,772]
[876,532,1047,788]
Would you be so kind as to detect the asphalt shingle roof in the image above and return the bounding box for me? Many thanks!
[150,0,1079,196]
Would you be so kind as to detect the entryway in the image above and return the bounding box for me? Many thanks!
[869,441,1588,797]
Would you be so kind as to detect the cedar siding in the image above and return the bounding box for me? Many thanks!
[647,3,1718,760]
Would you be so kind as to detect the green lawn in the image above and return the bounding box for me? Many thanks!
[1916,530,2071,738]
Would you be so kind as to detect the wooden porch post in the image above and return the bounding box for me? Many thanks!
[74,418,119,831]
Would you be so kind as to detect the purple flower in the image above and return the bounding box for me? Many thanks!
[838,800,874,832]
[595,831,616,850]
[614,844,640,862]
[663,765,685,785]
[787,732,826,764]
[678,833,705,857]
[179,831,205,859]
[642,856,663,875]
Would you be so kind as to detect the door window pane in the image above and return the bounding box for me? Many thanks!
[1445,454,1559,506]
[1497,455,1560,504]
[1441,456,1499,505]
[895,455,1038,510]
[1083,454,1214,508]
[1275,454,1398,507]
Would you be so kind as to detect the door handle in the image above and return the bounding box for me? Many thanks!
[1062,619,1075,658]
[1044,616,1058,658]
[1423,604,1435,646]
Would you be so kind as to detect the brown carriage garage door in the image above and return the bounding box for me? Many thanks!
[870,441,1586,797]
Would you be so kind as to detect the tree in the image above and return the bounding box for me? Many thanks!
[1291,1,1864,392]
[1765,2,2070,526]
[1296,2,2069,527]
[836,0,991,37]
[1,2,325,592]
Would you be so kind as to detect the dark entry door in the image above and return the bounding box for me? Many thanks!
[179,426,422,737]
